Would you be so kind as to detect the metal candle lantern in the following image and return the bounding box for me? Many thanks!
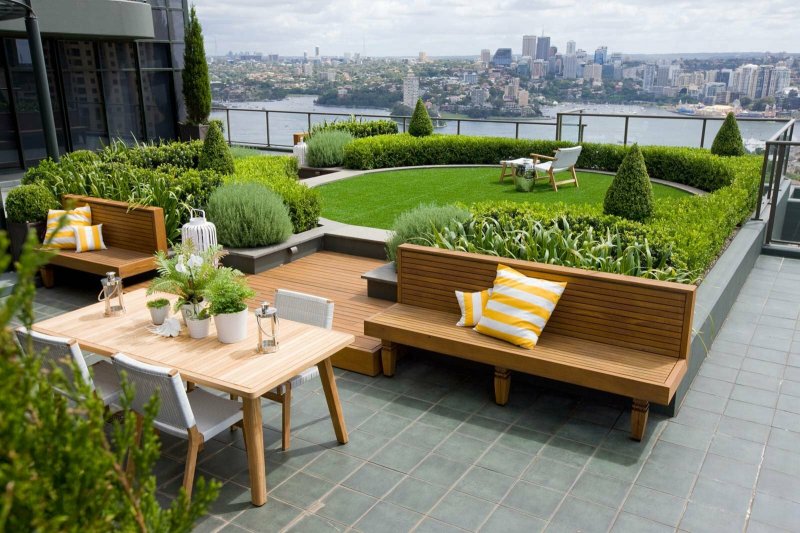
[292,137,307,167]
[181,209,217,253]
[255,302,279,353]
[99,271,125,317]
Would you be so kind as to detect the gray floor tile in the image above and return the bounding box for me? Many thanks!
[717,415,771,443]
[302,450,365,484]
[411,454,471,487]
[763,446,800,477]
[636,461,697,498]
[757,468,800,503]
[232,497,304,532]
[480,505,546,533]
[385,477,448,515]
[369,439,429,474]
[502,480,564,520]
[672,405,722,429]
[476,443,533,477]
[679,501,746,533]
[414,518,467,533]
[698,361,739,382]
[611,513,674,533]
[774,409,800,433]
[622,484,686,527]
[585,448,646,482]
[648,440,706,473]
[660,421,715,451]
[495,425,550,455]
[682,389,728,414]
[522,456,581,492]
[570,471,631,509]
[730,384,779,408]
[396,421,452,450]
[690,476,753,514]
[457,415,509,443]
[690,375,734,398]
[316,486,376,526]
[271,472,335,510]
[354,501,424,533]
[741,358,786,378]
[777,394,800,415]
[455,466,516,503]
[429,491,495,532]
[417,404,471,430]
[724,399,776,425]
[336,429,389,460]
[708,433,765,465]
[539,437,595,468]
[556,418,611,446]
[435,432,489,464]
[342,463,404,498]
[349,386,400,411]
[357,411,411,440]
[546,496,616,533]
[699,452,760,488]
[736,370,782,392]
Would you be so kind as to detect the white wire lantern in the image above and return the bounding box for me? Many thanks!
[181,209,217,253]
[293,137,308,167]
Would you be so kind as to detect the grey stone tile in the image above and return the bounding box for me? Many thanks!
[515,407,570,434]
[672,405,722,429]
[369,439,429,474]
[585,448,645,482]
[385,477,448,515]
[611,513,674,533]
[342,463,404,498]
[649,440,706,473]
[207,480,257,520]
[679,501,746,533]
[773,410,800,433]
[411,454,471,487]
[750,492,800,532]
[438,388,489,413]
[570,471,631,509]
[682,389,728,414]
[747,346,789,365]
[636,461,697,498]
[555,418,611,446]
[690,476,753,514]
[717,415,771,443]
[746,520,795,533]
[522,456,581,492]
[414,518,467,533]
[730,384,779,408]
[736,370,782,392]
[622,484,686,527]
[350,386,400,411]
[780,379,800,398]
[480,505,546,533]
[337,429,389,460]
[785,366,800,382]
[476,443,534,477]
[357,411,411,440]
[232,496,305,532]
[757,468,800,503]
[435,432,489,464]
[193,515,227,533]
[271,472,335,510]
[690,375,734,398]
[600,427,660,459]
[302,449,365,484]
[712,339,748,357]
[546,496,616,533]
[699,453,760,488]
[708,433,765,465]
[763,298,800,320]
[768,427,800,452]
[417,404,471,431]
[763,445,800,477]
[788,354,800,367]
[698,361,739,382]
[456,415,509,443]
[382,395,432,420]
[660,421,715,451]
[395,421,451,451]
[724,399,776,425]
[571,403,624,427]
[502,480,564,520]
[455,466,516,503]
[429,491,495,532]
[741,358,786,378]
[354,501,424,533]
[706,351,744,369]
[539,437,595,468]
[496,425,550,455]
[287,514,342,532]
[316,486,377,526]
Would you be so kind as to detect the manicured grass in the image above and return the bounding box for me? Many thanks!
[319,167,690,229]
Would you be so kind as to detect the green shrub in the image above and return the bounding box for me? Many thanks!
[182,6,211,125]
[198,121,235,174]
[386,203,470,262]
[206,183,293,248]
[710,112,746,156]
[604,144,654,221]
[230,156,321,232]
[306,130,354,167]
[207,267,256,315]
[408,99,433,137]
[101,139,204,169]
[4,184,59,223]
[308,117,398,139]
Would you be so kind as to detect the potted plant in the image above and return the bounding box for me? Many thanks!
[208,268,255,344]
[147,242,225,339]
[4,184,59,261]
[146,298,170,325]
[179,6,212,141]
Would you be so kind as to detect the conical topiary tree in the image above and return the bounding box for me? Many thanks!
[408,98,433,137]
[603,144,653,222]
[198,121,235,174]
[182,6,211,125]
[710,112,745,156]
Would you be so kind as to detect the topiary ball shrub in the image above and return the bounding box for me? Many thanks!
[408,98,433,137]
[306,130,354,168]
[386,203,470,263]
[198,121,235,175]
[5,184,59,223]
[206,183,293,248]
[710,112,746,156]
[603,144,654,222]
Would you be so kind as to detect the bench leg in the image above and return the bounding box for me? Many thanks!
[631,399,649,441]
[381,341,397,377]
[493,367,511,406]
[40,266,55,288]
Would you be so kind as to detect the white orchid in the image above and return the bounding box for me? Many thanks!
[187,254,204,269]
[175,260,188,274]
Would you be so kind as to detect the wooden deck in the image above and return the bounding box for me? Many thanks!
[244,252,392,375]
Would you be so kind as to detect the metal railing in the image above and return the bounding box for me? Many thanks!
[754,119,798,246]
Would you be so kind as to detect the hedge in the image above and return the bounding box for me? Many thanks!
[308,117,398,139]
[343,134,735,192]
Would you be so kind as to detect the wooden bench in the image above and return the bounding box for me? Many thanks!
[41,195,168,288]
[364,244,696,440]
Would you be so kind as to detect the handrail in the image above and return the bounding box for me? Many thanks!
[754,118,797,247]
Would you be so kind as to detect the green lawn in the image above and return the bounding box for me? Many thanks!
[319,167,690,229]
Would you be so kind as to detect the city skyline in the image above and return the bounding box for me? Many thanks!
[191,0,799,57]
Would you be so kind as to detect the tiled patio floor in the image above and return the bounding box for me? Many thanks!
[24,255,800,532]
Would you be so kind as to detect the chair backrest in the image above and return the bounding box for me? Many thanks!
[553,146,582,170]
[111,353,195,434]
[15,327,93,398]
[274,289,334,329]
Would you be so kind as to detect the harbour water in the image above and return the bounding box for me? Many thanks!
[211,95,787,151]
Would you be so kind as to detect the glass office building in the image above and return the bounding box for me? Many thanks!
[0,0,187,171]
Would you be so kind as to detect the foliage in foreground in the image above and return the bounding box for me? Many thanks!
[307,116,398,139]
[198,121,235,175]
[206,183,293,248]
[0,231,217,531]
[604,144,654,222]
[408,99,433,137]
[306,130,354,168]
[710,112,746,157]
[386,204,471,263]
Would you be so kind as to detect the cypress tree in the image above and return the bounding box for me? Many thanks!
[710,112,746,156]
[603,144,654,222]
[408,98,433,137]
[182,6,211,125]
[198,121,235,174]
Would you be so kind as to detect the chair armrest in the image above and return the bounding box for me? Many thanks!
[530,153,555,161]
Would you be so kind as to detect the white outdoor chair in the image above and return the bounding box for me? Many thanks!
[264,289,334,451]
[111,353,243,500]
[14,327,122,408]
[530,145,583,191]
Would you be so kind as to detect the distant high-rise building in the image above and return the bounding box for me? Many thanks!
[549,46,557,58]
[303,50,308,62]
[303,62,313,76]
[403,73,419,107]
[326,69,336,82]
[755,65,774,98]
[463,72,478,84]
[522,35,537,58]
[419,51,428,63]
[737,64,760,97]
[770,66,791,96]
[594,46,608,65]
[480,49,491,64]
[563,54,578,79]
[314,46,320,57]
[535,36,550,60]
[656,65,670,87]
[566,40,576,55]
[588,63,603,83]
[642,63,657,92]
[470,87,486,106]
[518,89,529,107]
[532,59,546,79]
[492,48,513,67]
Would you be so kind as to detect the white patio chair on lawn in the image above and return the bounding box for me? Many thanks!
[15,327,121,408]
[264,288,334,451]
[530,145,583,192]
[111,353,243,500]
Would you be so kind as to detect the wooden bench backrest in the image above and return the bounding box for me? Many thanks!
[396,244,696,359]
[62,195,168,255]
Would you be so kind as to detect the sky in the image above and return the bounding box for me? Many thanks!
[191,0,800,57]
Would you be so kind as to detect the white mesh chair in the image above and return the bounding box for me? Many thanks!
[264,289,334,451]
[530,145,583,191]
[14,327,121,408]
[111,353,243,500]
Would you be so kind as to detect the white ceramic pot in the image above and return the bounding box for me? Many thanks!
[186,317,211,339]
[149,306,169,326]
[180,302,205,324]
[214,308,249,344]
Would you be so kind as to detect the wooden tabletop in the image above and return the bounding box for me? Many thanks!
[33,288,355,399]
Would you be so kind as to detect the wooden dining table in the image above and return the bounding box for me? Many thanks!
[33,288,354,506]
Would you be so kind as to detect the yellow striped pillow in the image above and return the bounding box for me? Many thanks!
[474,264,566,349]
[43,206,92,249]
[73,224,107,252]
[455,288,492,327]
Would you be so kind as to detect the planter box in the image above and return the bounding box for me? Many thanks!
[8,221,45,262]
[178,123,209,142]
[298,166,340,180]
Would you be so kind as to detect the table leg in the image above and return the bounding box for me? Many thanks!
[242,396,267,506]
[317,357,348,444]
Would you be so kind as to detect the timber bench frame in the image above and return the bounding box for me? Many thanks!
[41,195,168,288]
[364,244,696,440]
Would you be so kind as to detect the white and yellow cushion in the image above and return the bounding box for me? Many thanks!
[43,205,92,249]
[74,224,107,252]
[474,264,566,349]
[455,288,492,327]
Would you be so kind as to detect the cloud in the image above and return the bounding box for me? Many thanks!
[191,0,800,56]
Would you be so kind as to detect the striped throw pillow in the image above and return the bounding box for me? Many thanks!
[474,264,566,349]
[74,224,107,252]
[43,206,92,249]
[455,288,492,327]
